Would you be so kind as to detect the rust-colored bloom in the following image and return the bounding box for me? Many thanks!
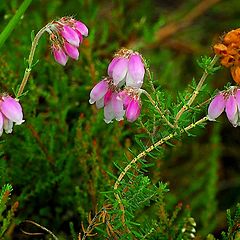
[213,28,240,84]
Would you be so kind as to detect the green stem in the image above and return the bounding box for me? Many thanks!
[114,116,208,223]
[141,89,175,128]
[174,55,219,126]
[16,25,49,98]
[0,0,32,50]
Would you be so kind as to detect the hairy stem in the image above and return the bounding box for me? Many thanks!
[141,89,174,128]
[16,24,49,98]
[174,55,218,126]
[114,116,208,223]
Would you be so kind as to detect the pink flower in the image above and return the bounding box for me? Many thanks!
[64,42,79,60]
[60,25,80,47]
[89,79,109,107]
[104,93,125,123]
[126,54,145,89]
[89,49,145,124]
[74,21,88,37]
[207,93,226,121]
[108,49,145,88]
[47,17,88,65]
[207,86,240,127]
[0,95,24,136]
[126,98,141,122]
[89,78,127,123]
[52,45,68,66]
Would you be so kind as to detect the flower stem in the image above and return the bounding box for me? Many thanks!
[22,220,58,240]
[114,116,208,224]
[16,24,49,98]
[174,55,219,126]
[140,89,175,128]
[0,0,32,50]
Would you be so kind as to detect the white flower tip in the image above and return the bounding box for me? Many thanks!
[89,99,94,104]
[104,119,112,124]
[5,129,13,134]
[206,115,216,121]
[116,117,124,121]
[15,119,25,125]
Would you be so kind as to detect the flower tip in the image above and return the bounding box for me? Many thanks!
[15,119,25,125]
[75,21,88,37]
[206,115,216,122]
[53,47,68,66]
[116,117,124,121]
[89,99,95,104]
[104,119,112,124]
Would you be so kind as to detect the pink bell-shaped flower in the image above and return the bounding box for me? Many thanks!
[126,54,145,88]
[107,49,145,88]
[89,80,109,105]
[207,93,226,121]
[60,25,80,47]
[47,17,88,65]
[64,41,79,60]
[0,95,24,136]
[111,58,129,86]
[126,98,141,122]
[111,93,125,121]
[52,45,68,66]
[74,21,88,37]
[208,86,240,127]
[225,94,238,127]
[1,96,24,125]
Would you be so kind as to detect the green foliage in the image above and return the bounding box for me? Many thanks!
[221,203,240,240]
[0,184,17,238]
[0,0,239,239]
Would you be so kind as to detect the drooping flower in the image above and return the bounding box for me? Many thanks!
[207,86,240,127]
[119,87,142,122]
[89,77,126,123]
[104,92,125,123]
[207,93,226,121]
[108,48,145,88]
[0,95,24,136]
[46,17,88,65]
[89,48,145,124]
[89,77,112,108]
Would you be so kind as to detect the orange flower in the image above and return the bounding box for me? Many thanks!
[231,66,240,85]
[213,28,240,84]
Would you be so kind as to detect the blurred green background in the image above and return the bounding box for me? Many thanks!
[0,0,240,239]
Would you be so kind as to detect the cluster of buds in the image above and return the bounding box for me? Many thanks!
[0,95,24,136]
[213,28,240,84]
[89,48,145,123]
[46,17,88,65]
[208,86,240,127]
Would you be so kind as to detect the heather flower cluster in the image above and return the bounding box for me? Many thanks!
[46,17,88,65]
[213,28,240,84]
[208,86,240,127]
[89,48,145,123]
[0,95,24,136]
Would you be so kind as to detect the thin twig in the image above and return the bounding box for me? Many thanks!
[17,24,49,98]
[154,0,221,44]
[22,220,58,240]
[174,55,218,126]
[81,209,103,240]
[114,116,208,224]
[141,89,174,128]
[127,0,221,49]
